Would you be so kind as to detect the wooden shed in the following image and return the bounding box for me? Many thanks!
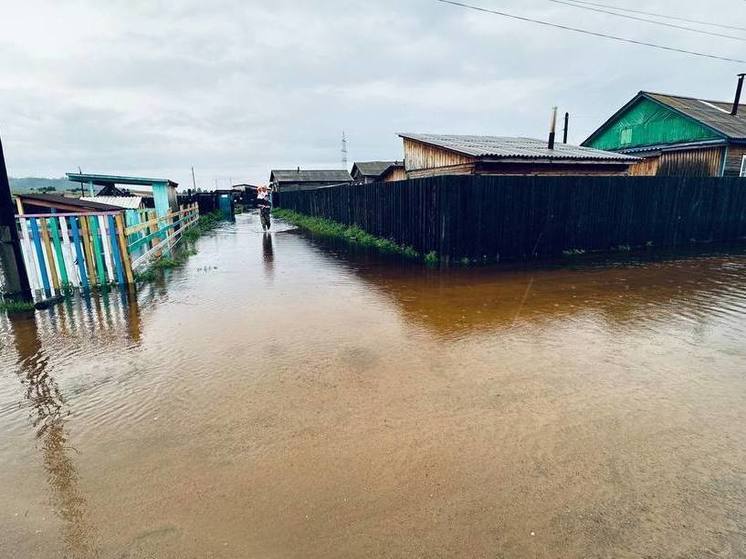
[399,133,638,179]
[351,161,404,183]
[379,162,406,182]
[583,91,746,177]
[269,169,353,192]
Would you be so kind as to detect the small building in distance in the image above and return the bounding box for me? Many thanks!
[351,161,404,183]
[583,90,746,177]
[398,133,638,179]
[269,169,353,192]
[379,162,406,182]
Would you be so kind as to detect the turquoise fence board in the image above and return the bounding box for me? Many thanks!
[88,217,107,285]
[48,217,69,286]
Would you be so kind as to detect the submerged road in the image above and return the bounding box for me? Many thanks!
[2,212,746,558]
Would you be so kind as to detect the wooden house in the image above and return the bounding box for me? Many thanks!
[269,169,353,192]
[351,161,404,183]
[398,133,638,179]
[583,91,746,177]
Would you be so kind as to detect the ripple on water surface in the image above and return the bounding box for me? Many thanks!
[2,214,746,558]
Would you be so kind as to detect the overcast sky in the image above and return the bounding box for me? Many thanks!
[1,0,744,188]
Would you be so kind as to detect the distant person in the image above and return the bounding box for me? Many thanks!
[257,185,272,231]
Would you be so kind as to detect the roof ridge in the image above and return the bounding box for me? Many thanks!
[643,91,745,107]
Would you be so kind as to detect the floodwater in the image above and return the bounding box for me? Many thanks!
[2,213,746,558]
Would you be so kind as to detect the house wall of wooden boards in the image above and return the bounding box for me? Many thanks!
[627,145,746,177]
[381,166,407,182]
[277,175,746,262]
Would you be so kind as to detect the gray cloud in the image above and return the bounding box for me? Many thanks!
[1,0,744,187]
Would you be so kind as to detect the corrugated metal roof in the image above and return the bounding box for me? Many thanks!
[399,133,638,162]
[81,196,143,209]
[270,169,353,183]
[17,193,123,211]
[643,92,746,139]
[352,161,401,177]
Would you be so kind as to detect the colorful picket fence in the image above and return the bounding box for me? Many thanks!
[16,203,199,295]
[124,204,199,270]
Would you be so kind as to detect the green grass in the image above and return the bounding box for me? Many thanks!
[424,251,440,266]
[274,209,420,260]
[0,299,35,313]
[182,211,223,242]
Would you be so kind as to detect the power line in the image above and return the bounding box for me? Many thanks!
[435,0,746,64]
[562,0,746,32]
[546,0,746,42]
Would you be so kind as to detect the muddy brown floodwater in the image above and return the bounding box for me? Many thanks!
[2,213,746,558]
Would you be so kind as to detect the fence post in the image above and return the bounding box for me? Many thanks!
[0,132,32,299]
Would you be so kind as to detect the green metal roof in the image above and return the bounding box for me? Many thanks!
[583,93,730,152]
[582,90,746,151]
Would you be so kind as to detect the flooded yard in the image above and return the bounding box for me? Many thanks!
[2,213,746,558]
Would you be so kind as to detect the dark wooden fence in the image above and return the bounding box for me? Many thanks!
[277,176,746,262]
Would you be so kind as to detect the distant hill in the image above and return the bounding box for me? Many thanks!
[9,177,80,194]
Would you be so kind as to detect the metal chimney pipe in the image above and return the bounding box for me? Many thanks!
[731,73,745,116]
[548,106,558,150]
[563,112,569,144]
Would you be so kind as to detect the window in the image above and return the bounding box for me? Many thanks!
[741,155,746,177]
[620,127,633,146]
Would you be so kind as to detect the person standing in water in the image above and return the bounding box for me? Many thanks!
[257,185,272,231]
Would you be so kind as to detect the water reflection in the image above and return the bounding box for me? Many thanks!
[3,290,145,558]
[302,236,746,339]
[263,233,274,280]
[7,311,100,558]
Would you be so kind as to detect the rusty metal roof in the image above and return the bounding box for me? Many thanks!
[399,133,638,162]
[16,193,123,211]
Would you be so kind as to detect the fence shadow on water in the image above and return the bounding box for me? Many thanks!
[292,231,746,340]
[278,176,746,262]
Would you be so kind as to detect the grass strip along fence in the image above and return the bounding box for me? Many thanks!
[274,209,423,261]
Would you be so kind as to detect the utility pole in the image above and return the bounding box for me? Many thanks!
[0,131,32,300]
[341,131,348,170]
[191,166,197,191]
[77,166,84,197]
